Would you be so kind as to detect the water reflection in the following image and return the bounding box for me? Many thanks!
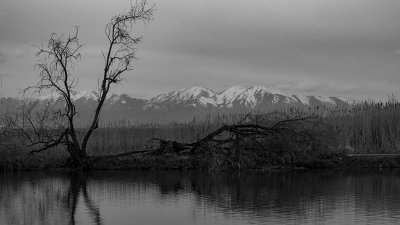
[68,173,103,225]
[1,170,400,225]
[0,172,103,225]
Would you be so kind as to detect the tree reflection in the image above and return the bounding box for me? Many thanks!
[1,170,400,225]
[0,172,103,225]
[66,172,103,225]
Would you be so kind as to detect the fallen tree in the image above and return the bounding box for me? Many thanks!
[1,109,335,170]
[84,113,333,170]
[148,114,330,157]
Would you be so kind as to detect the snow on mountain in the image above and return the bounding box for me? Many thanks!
[336,97,359,104]
[148,85,291,108]
[146,85,347,109]
[199,96,217,107]
[272,95,280,104]
[251,85,290,97]
[285,96,297,104]
[35,91,98,101]
[106,94,121,104]
[235,86,290,107]
[293,95,310,105]
[71,91,97,101]
[27,86,350,112]
[214,86,246,107]
[314,96,336,104]
[149,86,215,106]
[1,86,355,123]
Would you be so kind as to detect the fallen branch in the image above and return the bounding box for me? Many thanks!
[150,116,325,154]
[91,149,156,162]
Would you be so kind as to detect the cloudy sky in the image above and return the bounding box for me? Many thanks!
[1,0,400,100]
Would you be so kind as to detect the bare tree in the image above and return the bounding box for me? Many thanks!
[7,0,155,168]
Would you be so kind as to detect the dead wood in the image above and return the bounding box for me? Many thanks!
[150,116,327,155]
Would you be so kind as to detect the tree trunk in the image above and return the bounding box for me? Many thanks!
[67,145,90,169]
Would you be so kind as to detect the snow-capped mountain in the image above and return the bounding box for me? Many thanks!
[232,86,294,107]
[145,85,346,110]
[214,86,247,107]
[149,86,215,107]
[0,86,354,123]
[71,91,98,101]
[33,91,98,102]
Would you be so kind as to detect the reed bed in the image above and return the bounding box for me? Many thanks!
[325,99,400,154]
[85,100,400,156]
[2,99,400,170]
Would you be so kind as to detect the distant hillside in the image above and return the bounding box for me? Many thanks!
[0,86,355,124]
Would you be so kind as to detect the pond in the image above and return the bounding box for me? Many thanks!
[0,170,399,225]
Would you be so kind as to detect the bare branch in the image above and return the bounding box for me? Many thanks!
[81,0,155,153]
[4,0,155,169]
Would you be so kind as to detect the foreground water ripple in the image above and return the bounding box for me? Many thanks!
[0,170,400,225]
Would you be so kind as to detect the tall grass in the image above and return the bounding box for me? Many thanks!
[85,100,400,156]
[2,99,400,162]
[326,99,400,153]
[86,113,250,155]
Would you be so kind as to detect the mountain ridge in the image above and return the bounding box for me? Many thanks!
[0,85,356,123]
[145,85,356,109]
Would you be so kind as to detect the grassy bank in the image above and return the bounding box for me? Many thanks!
[1,147,400,171]
[2,100,400,171]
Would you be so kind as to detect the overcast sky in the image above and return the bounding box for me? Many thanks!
[1,0,400,100]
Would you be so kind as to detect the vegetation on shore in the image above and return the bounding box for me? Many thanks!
[2,99,400,171]
[0,0,156,170]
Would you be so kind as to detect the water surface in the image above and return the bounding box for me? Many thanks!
[1,170,399,225]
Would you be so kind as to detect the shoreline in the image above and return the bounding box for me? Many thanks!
[1,152,400,172]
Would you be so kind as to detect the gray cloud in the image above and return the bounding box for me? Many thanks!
[275,81,365,96]
[394,48,400,55]
[0,51,5,64]
[1,0,400,99]
[12,49,31,59]
[0,0,4,14]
